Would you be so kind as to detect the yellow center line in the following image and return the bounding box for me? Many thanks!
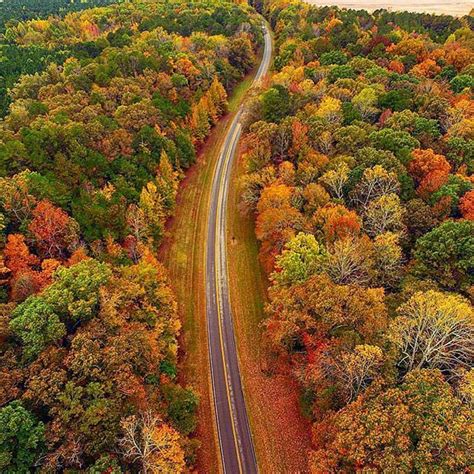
[214,121,244,474]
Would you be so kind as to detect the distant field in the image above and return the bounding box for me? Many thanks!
[306,0,472,16]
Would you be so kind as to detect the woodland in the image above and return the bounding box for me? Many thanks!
[0,0,260,471]
[240,0,474,471]
[0,0,128,115]
[0,0,473,471]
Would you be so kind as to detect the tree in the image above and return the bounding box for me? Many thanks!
[410,58,441,78]
[139,181,166,245]
[388,290,474,373]
[163,384,199,436]
[3,234,61,301]
[404,198,437,240]
[29,200,79,259]
[261,85,290,123]
[239,166,277,214]
[0,401,45,473]
[320,50,347,65]
[315,96,342,123]
[126,204,148,248]
[155,151,178,214]
[208,77,228,116]
[319,163,349,199]
[87,455,122,474]
[350,165,400,209]
[0,171,37,228]
[327,65,355,83]
[324,236,374,286]
[369,128,419,159]
[302,183,330,214]
[9,296,66,360]
[243,121,277,171]
[430,175,473,217]
[351,87,379,119]
[272,232,326,286]
[311,370,474,473]
[408,148,451,196]
[333,126,369,154]
[119,412,185,474]
[460,190,474,220]
[43,258,111,324]
[378,88,413,112]
[413,220,474,290]
[450,74,474,93]
[363,193,406,237]
[228,33,255,73]
[256,184,303,271]
[4,234,39,278]
[372,232,403,288]
[319,344,385,404]
[266,273,387,352]
[312,204,361,243]
[188,97,210,143]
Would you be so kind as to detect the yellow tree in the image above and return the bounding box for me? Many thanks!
[389,291,474,373]
[139,182,166,245]
[208,76,228,117]
[120,412,185,474]
[155,151,179,213]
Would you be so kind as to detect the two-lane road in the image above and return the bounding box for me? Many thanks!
[206,23,272,474]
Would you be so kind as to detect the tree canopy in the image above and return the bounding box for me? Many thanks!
[243,0,474,469]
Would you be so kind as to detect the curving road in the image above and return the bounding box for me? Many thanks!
[205,23,272,474]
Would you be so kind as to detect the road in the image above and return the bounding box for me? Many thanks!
[205,23,272,474]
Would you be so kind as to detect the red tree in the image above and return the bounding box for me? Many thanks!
[459,190,474,220]
[408,148,451,197]
[29,200,78,258]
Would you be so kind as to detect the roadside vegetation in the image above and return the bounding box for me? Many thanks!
[0,0,261,471]
[241,0,474,471]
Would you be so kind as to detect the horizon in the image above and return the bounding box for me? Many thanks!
[306,0,472,16]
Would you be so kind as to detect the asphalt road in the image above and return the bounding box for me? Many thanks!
[205,23,272,474]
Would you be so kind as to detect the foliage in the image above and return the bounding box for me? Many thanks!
[413,220,474,290]
[272,232,326,286]
[0,401,45,473]
[389,290,474,373]
[244,0,474,469]
[311,370,474,472]
[0,0,258,469]
[10,296,66,360]
[119,412,185,473]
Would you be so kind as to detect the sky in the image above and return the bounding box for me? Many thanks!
[305,0,472,16]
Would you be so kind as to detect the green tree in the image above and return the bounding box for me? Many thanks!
[44,259,111,324]
[163,384,199,436]
[378,89,413,111]
[450,74,474,93]
[413,220,474,290]
[10,297,66,360]
[0,401,45,473]
[272,232,326,286]
[370,128,420,160]
[261,85,290,123]
[320,50,347,65]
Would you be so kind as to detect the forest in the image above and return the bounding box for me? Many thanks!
[241,0,474,471]
[1,0,473,470]
[0,0,128,116]
[0,0,260,471]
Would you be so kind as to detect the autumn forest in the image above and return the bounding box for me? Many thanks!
[0,0,473,472]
